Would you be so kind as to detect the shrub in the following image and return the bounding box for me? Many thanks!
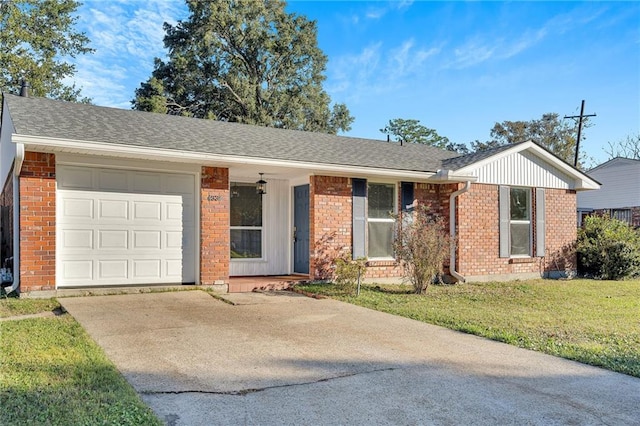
[577,215,640,280]
[394,207,449,294]
[333,254,367,292]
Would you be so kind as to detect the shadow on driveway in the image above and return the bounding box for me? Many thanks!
[60,290,640,425]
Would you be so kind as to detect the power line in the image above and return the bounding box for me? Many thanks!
[564,100,596,167]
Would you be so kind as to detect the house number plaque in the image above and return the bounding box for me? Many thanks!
[207,195,223,202]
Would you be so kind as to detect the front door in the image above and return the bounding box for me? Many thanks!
[293,185,310,274]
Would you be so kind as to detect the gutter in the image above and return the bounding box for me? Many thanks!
[2,144,25,295]
[449,180,472,283]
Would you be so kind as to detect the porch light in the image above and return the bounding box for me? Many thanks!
[256,173,267,195]
[231,182,240,198]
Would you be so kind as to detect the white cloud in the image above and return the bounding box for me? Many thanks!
[327,38,441,103]
[68,0,188,107]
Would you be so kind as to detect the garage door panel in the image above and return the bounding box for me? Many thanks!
[98,260,129,279]
[166,202,184,221]
[58,167,93,190]
[99,199,129,220]
[62,198,94,220]
[98,170,128,191]
[133,231,162,249]
[165,174,195,194]
[165,231,183,249]
[133,201,162,221]
[165,259,183,278]
[62,229,94,249]
[133,173,163,194]
[57,166,196,287]
[133,259,162,278]
[98,230,128,249]
[61,260,93,280]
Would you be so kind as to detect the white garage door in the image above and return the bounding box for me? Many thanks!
[57,165,196,287]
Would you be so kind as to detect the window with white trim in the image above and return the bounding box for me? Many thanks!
[367,183,396,258]
[509,187,531,256]
[230,182,262,259]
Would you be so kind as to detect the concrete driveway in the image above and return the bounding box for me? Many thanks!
[60,290,640,425]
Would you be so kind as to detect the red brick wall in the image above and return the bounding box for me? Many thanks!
[456,184,577,279]
[309,176,352,280]
[365,182,456,280]
[543,189,577,272]
[200,167,229,285]
[19,152,56,292]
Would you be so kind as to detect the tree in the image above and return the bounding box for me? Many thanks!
[133,0,353,134]
[444,141,470,155]
[604,133,640,160]
[471,113,589,166]
[0,0,92,101]
[380,118,450,148]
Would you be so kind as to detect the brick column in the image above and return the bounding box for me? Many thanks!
[309,176,352,280]
[200,166,229,286]
[19,152,56,292]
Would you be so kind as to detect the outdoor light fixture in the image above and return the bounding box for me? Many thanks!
[231,182,240,198]
[256,173,267,195]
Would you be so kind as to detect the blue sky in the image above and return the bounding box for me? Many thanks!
[68,1,639,166]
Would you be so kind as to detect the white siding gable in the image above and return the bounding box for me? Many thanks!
[463,150,574,189]
[577,158,640,209]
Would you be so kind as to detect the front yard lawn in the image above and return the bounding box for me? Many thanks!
[0,300,161,425]
[297,278,640,377]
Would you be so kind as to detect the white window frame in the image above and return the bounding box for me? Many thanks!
[509,187,532,257]
[367,182,397,260]
[230,181,265,261]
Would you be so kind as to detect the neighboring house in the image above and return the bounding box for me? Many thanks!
[577,157,640,227]
[0,93,599,294]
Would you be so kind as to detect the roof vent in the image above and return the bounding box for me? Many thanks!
[20,80,30,97]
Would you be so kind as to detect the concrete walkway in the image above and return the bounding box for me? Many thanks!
[60,290,640,426]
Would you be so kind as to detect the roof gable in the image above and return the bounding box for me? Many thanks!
[444,141,600,190]
[587,157,640,173]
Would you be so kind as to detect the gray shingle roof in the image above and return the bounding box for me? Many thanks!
[3,94,461,173]
[441,143,515,170]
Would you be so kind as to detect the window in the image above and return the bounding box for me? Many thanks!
[230,183,262,259]
[367,183,395,258]
[509,187,531,256]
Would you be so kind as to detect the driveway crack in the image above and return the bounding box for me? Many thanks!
[141,366,399,397]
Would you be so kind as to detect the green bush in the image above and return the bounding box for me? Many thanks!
[577,215,640,280]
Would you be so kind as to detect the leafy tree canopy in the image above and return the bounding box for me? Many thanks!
[604,133,640,161]
[380,118,450,148]
[471,113,588,166]
[133,0,353,134]
[0,0,92,101]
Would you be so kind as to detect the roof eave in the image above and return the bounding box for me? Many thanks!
[427,169,478,183]
[13,134,439,181]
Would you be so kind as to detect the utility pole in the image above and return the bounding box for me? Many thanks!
[564,100,596,167]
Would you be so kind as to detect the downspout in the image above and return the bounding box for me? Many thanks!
[449,181,471,283]
[3,144,25,295]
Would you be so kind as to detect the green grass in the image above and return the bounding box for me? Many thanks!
[297,278,640,377]
[0,312,161,425]
[0,297,62,318]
